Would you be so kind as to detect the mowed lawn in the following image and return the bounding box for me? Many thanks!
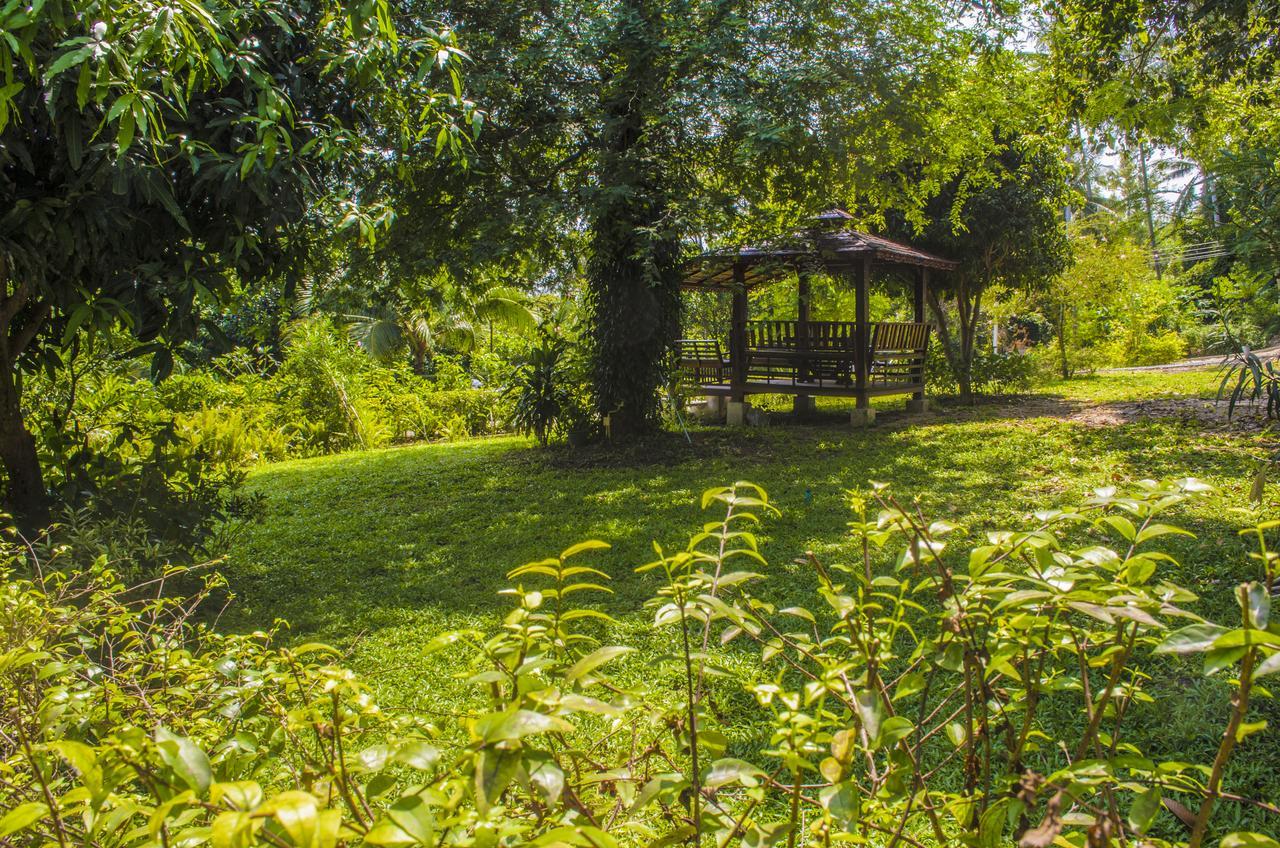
[221,367,1280,830]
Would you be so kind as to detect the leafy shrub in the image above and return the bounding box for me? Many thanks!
[928,344,1037,396]
[19,354,253,573]
[4,480,1279,848]
[274,317,383,452]
[506,333,593,445]
[1096,328,1188,368]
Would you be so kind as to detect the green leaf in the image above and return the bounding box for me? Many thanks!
[1127,787,1161,835]
[1155,623,1229,655]
[818,781,861,829]
[50,739,102,797]
[564,646,634,682]
[386,793,434,844]
[116,109,135,152]
[155,727,212,797]
[0,803,47,838]
[1246,582,1270,629]
[1205,646,1248,675]
[258,791,319,848]
[853,690,883,743]
[1222,834,1280,848]
[561,540,610,559]
[874,716,915,749]
[478,709,573,742]
[211,811,253,848]
[526,755,566,805]
[1236,719,1268,741]
[474,748,519,812]
[704,758,764,788]
[1135,523,1193,545]
[393,741,439,771]
[1253,651,1280,679]
[46,44,93,78]
[1102,515,1135,541]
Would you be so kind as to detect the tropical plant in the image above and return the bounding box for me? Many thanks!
[0,0,475,523]
[505,334,574,446]
[349,277,535,374]
[1218,348,1280,421]
[5,478,1280,847]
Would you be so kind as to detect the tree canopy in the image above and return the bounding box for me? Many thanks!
[0,0,472,516]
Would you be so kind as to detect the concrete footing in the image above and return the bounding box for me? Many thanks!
[905,397,930,413]
[850,407,877,427]
[727,400,748,426]
[694,395,726,422]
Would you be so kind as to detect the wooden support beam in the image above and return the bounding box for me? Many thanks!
[730,263,747,403]
[854,257,870,409]
[912,267,928,405]
[915,267,928,324]
[794,270,813,415]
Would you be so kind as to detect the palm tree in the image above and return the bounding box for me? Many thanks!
[348,275,536,374]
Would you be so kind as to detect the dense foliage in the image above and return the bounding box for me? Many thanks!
[0,0,473,519]
[4,480,1280,847]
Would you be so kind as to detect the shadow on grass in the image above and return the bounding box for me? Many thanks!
[221,409,1269,644]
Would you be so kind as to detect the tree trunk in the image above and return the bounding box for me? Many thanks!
[0,363,49,529]
[586,0,680,438]
[926,279,980,402]
[1057,303,1071,379]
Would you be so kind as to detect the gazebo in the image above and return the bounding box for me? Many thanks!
[677,209,957,425]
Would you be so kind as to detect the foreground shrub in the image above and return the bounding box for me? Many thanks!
[2,481,1278,847]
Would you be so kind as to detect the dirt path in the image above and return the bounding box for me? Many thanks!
[1108,343,1280,373]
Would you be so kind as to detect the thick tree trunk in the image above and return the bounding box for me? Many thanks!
[586,0,680,439]
[0,364,49,529]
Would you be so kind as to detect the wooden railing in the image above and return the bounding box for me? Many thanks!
[677,320,929,394]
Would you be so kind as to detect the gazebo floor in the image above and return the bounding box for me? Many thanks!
[693,380,922,398]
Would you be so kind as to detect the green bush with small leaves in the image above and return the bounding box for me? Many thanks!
[3,480,1278,848]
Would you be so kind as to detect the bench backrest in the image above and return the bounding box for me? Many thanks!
[868,321,929,385]
[747,320,858,352]
[676,338,727,385]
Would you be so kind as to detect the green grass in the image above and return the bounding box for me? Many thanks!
[221,367,1280,833]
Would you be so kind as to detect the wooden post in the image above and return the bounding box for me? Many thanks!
[728,263,748,424]
[794,270,813,416]
[854,257,870,409]
[912,267,928,406]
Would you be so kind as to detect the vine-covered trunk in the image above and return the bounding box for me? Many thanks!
[585,0,681,439]
[0,361,48,527]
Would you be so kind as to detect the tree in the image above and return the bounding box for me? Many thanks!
[0,0,471,520]
[911,133,1073,399]
[1045,0,1280,283]
[347,274,535,373]
[375,0,989,436]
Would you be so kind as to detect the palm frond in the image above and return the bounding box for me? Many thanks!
[345,312,405,362]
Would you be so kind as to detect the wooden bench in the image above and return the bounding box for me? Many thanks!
[867,321,929,390]
[676,338,729,387]
[677,322,929,397]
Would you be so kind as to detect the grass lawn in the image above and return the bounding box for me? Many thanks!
[222,367,1280,836]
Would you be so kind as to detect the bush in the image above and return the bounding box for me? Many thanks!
[4,479,1278,848]
[18,353,254,573]
[927,344,1037,396]
[506,333,594,445]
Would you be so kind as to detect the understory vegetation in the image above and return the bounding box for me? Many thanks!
[6,0,1280,845]
[6,426,1280,846]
